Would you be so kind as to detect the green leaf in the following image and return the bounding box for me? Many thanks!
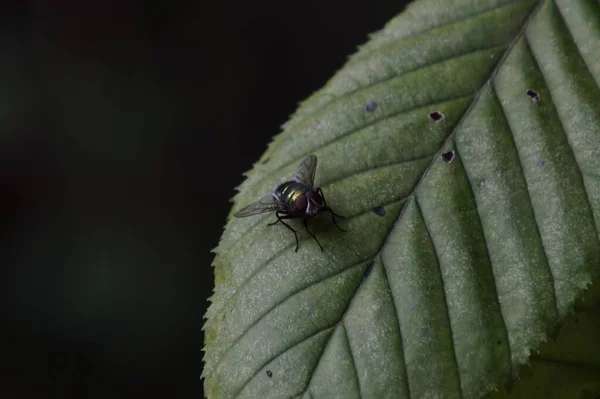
[203,0,600,398]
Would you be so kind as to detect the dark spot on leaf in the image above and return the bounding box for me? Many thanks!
[575,317,579,323]
[497,340,501,345]
[363,261,374,279]
[537,160,544,167]
[441,150,455,163]
[526,89,540,103]
[372,206,386,216]
[365,101,377,112]
[266,370,273,378]
[262,157,270,164]
[428,110,445,122]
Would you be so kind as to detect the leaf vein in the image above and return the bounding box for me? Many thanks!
[232,327,336,399]
[554,1,600,93]
[453,144,514,380]
[379,254,412,399]
[310,43,505,118]
[414,199,464,399]
[255,39,514,188]
[528,5,600,243]
[490,69,561,322]
[296,277,372,398]
[211,259,369,381]
[207,197,406,379]
[342,323,363,399]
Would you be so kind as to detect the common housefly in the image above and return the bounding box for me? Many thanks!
[234,154,345,252]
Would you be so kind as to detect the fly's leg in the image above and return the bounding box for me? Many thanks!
[268,212,300,252]
[323,207,347,232]
[315,188,346,232]
[317,187,346,220]
[281,219,300,252]
[303,217,324,252]
[267,212,282,226]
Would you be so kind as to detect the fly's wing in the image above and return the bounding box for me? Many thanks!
[292,154,317,187]
[233,195,279,217]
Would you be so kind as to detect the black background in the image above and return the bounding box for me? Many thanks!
[0,0,408,397]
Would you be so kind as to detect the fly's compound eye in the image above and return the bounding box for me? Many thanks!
[295,194,308,212]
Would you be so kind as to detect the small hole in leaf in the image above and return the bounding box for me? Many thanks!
[363,261,375,279]
[526,89,540,103]
[441,150,455,163]
[428,110,445,122]
[365,101,378,112]
[261,157,270,165]
[266,370,273,378]
[372,206,386,216]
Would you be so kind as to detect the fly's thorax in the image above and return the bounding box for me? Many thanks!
[275,181,310,213]
[274,181,326,215]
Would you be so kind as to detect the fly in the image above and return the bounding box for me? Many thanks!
[233,154,345,252]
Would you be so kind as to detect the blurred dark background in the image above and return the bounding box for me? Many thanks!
[0,0,407,397]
